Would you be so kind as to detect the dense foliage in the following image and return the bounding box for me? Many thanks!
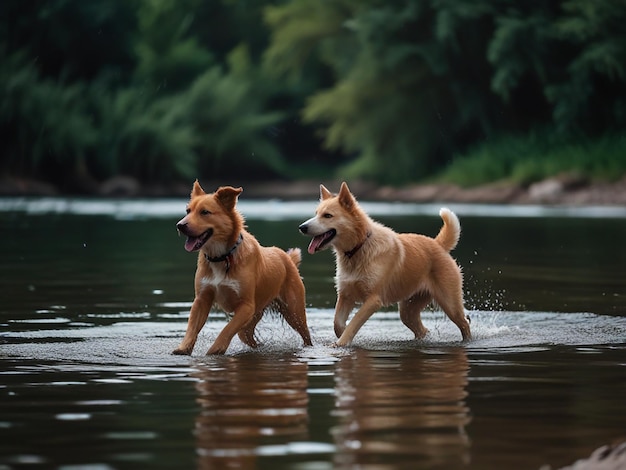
[1,0,624,191]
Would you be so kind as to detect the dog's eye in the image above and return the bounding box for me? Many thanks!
[200,209,211,216]
[323,213,333,219]
[185,208,190,214]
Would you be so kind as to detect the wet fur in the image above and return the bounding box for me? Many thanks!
[174,180,312,355]
[299,182,471,346]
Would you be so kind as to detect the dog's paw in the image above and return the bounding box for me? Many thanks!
[172,347,191,355]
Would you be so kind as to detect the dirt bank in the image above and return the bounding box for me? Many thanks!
[206,175,626,206]
[2,174,626,206]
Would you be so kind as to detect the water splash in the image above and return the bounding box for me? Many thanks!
[3,307,625,364]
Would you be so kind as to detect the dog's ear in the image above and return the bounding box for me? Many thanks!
[338,182,355,209]
[191,179,206,198]
[215,186,243,211]
[320,184,333,201]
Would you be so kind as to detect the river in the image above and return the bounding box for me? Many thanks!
[1,197,625,469]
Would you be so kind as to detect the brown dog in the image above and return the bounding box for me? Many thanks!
[299,182,471,346]
[173,181,312,355]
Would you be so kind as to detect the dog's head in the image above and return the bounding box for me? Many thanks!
[176,180,243,253]
[299,182,368,255]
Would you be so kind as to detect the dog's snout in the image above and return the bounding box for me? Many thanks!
[176,221,188,234]
[299,223,308,234]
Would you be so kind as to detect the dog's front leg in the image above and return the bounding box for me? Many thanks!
[335,295,382,347]
[172,290,215,355]
[334,293,355,338]
[205,302,255,355]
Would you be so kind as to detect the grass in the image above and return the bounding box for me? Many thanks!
[434,132,626,187]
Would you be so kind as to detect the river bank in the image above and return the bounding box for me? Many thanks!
[2,173,626,205]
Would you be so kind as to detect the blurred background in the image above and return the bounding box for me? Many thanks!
[1,0,625,196]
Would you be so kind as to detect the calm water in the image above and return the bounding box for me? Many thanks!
[1,198,625,470]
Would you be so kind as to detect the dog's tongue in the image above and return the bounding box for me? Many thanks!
[307,235,326,255]
[184,237,200,252]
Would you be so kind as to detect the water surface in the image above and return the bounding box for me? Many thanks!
[1,198,625,469]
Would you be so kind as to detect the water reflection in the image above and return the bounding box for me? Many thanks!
[192,354,309,469]
[331,348,471,469]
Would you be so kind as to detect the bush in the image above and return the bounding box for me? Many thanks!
[435,132,626,186]
[0,51,97,188]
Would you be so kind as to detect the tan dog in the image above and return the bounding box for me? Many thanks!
[173,181,312,355]
[299,182,471,346]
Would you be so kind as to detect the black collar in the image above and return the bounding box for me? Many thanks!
[344,231,371,259]
[205,233,243,272]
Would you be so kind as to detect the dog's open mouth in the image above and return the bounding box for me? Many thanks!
[184,229,213,252]
[307,229,336,254]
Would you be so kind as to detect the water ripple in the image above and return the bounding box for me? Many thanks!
[2,308,625,365]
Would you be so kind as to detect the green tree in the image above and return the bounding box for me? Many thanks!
[89,85,198,183]
[183,46,287,179]
[264,1,497,183]
[2,0,624,191]
[0,0,138,84]
[265,0,626,184]
[134,0,213,91]
[0,0,295,189]
[0,50,98,191]
[548,0,626,133]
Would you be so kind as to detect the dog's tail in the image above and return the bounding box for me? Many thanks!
[435,208,461,252]
[287,247,302,267]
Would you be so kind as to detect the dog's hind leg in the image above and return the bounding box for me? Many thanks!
[278,290,313,347]
[429,258,471,341]
[431,283,471,341]
[238,310,264,348]
[399,291,432,339]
